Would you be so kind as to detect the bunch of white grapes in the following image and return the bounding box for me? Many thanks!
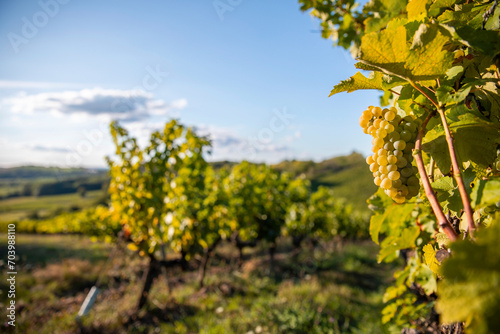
[360,106,421,204]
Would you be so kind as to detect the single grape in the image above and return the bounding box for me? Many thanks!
[408,185,419,197]
[377,155,388,166]
[387,187,398,197]
[396,157,408,168]
[387,155,398,164]
[381,178,392,190]
[373,137,384,147]
[401,167,413,178]
[372,106,383,117]
[400,130,412,142]
[407,176,419,186]
[398,185,409,197]
[374,176,382,186]
[387,164,398,172]
[388,171,401,180]
[359,116,369,128]
[384,142,394,151]
[369,163,379,173]
[384,110,396,121]
[389,132,401,142]
[362,109,373,120]
[384,123,395,133]
[394,140,406,151]
[394,150,403,157]
[366,156,374,165]
[393,195,406,204]
[376,129,387,138]
[392,179,402,188]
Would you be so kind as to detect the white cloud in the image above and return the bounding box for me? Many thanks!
[26,144,72,153]
[3,88,187,122]
[195,125,294,162]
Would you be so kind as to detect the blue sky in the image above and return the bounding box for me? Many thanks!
[0,0,380,168]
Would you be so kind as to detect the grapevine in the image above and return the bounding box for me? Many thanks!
[300,0,500,332]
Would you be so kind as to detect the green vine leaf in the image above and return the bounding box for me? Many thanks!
[370,199,414,244]
[428,0,457,17]
[377,225,420,263]
[456,27,500,57]
[436,219,500,333]
[423,113,500,173]
[411,263,438,294]
[471,178,500,209]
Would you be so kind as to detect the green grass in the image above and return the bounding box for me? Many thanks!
[0,234,112,266]
[274,153,377,213]
[0,234,399,334]
[311,163,375,212]
[0,190,105,222]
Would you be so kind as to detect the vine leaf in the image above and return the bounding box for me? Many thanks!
[423,244,441,275]
[407,23,454,79]
[406,0,429,20]
[456,27,500,57]
[359,25,410,78]
[411,264,437,294]
[369,201,414,244]
[359,22,453,81]
[436,232,450,248]
[470,178,500,209]
[437,218,500,333]
[422,113,500,173]
[378,226,420,263]
[329,71,385,96]
[428,0,456,17]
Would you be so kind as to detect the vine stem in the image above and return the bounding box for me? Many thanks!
[414,112,458,242]
[428,157,435,182]
[410,80,475,234]
[409,81,439,108]
[437,107,476,234]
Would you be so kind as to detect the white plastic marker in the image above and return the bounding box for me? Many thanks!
[77,286,99,318]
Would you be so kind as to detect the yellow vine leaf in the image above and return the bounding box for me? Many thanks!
[423,243,440,275]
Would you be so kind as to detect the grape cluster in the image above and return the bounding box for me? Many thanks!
[360,106,421,204]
